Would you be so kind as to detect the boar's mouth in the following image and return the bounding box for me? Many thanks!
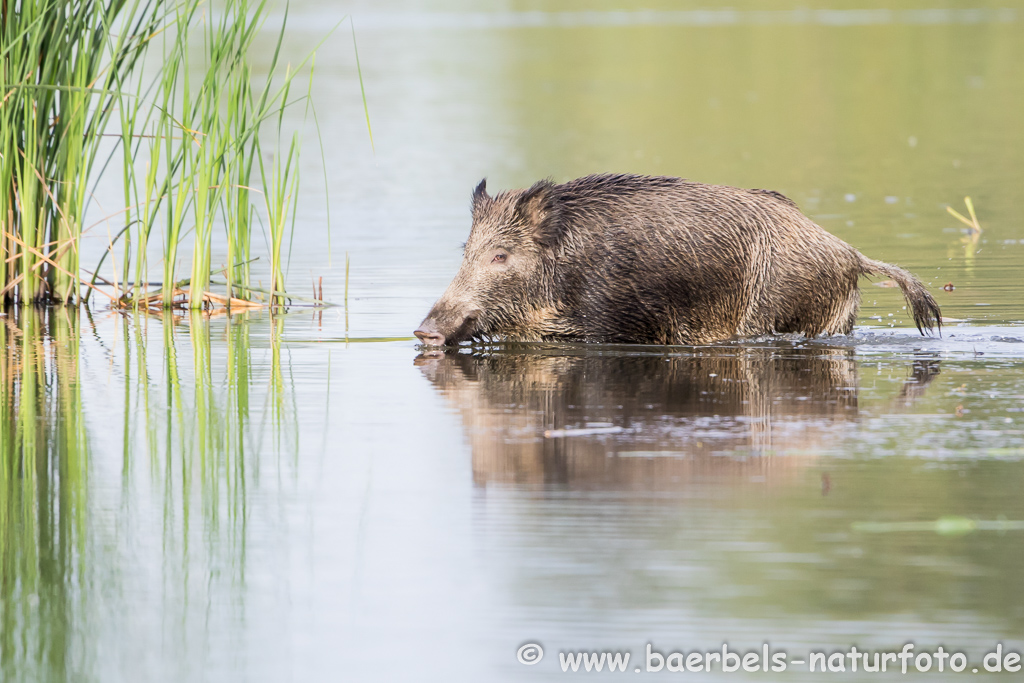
[441,315,481,345]
[459,315,486,342]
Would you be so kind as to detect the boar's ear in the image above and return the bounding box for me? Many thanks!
[471,178,491,219]
[516,179,562,249]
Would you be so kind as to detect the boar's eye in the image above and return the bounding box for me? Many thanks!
[491,252,507,264]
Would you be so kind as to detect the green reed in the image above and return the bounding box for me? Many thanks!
[0,0,162,304]
[123,0,323,311]
[2,0,357,310]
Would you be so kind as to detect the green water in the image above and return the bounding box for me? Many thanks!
[4,4,1024,681]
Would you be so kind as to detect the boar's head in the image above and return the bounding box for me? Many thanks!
[415,179,564,346]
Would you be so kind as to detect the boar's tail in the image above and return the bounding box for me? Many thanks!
[858,255,942,336]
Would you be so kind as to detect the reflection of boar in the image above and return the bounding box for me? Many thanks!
[417,345,872,490]
[415,174,940,346]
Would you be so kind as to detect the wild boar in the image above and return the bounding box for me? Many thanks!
[414,174,941,346]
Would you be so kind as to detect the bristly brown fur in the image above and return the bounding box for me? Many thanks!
[418,173,941,345]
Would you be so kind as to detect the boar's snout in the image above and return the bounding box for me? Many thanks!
[415,303,483,346]
[414,318,446,346]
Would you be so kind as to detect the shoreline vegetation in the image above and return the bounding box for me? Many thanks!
[1,0,358,312]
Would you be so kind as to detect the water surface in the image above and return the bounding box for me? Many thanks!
[4,3,1024,681]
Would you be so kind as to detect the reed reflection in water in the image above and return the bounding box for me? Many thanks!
[0,308,296,682]
[0,308,86,682]
[416,344,939,490]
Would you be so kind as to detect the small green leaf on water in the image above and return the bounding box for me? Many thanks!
[934,515,976,536]
[852,515,995,536]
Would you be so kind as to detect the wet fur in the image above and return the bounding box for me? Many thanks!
[420,173,941,345]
